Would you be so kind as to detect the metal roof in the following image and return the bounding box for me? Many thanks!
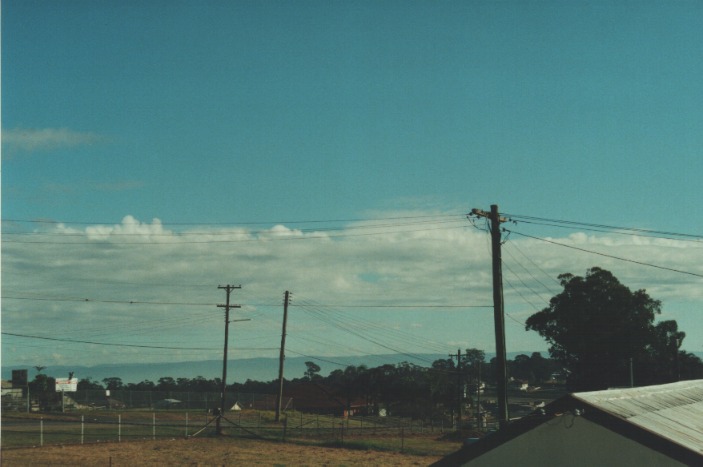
[573,380,703,454]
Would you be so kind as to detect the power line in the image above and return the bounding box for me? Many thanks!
[2,213,461,227]
[2,296,215,307]
[501,246,556,302]
[503,213,703,241]
[1,332,216,350]
[2,295,492,309]
[1,224,469,245]
[294,300,439,363]
[503,239,562,289]
[1,332,278,352]
[1,218,466,237]
[508,229,703,278]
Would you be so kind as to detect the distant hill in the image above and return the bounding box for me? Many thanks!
[2,351,550,384]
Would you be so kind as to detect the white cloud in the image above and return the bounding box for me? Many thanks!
[2,127,104,155]
[84,216,172,241]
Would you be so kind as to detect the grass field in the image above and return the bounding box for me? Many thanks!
[0,436,455,466]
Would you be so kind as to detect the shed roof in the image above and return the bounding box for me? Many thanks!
[573,380,703,454]
[433,379,703,466]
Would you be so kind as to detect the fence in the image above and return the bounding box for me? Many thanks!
[0,410,475,451]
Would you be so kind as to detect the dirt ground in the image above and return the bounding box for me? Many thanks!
[0,437,445,466]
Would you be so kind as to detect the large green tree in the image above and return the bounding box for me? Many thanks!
[525,267,666,390]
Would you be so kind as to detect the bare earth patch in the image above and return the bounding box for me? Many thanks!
[1,437,444,466]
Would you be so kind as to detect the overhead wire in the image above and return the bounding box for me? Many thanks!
[502,239,562,290]
[501,245,555,303]
[2,213,461,227]
[293,296,455,353]
[1,215,470,245]
[2,294,492,310]
[502,213,703,242]
[292,298,443,363]
[2,217,466,238]
[507,229,703,278]
[1,224,470,245]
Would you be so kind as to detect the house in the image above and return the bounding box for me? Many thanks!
[434,379,703,466]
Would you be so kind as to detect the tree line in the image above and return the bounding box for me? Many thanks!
[28,351,561,419]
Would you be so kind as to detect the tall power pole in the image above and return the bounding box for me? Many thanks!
[216,284,241,435]
[470,205,509,430]
[275,291,291,422]
[449,349,463,427]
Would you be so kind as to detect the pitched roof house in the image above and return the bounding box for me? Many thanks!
[434,380,703,466]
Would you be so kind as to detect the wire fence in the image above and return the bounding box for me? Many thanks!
[1,409,479,451]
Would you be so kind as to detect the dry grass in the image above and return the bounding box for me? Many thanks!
[1,436,449,466]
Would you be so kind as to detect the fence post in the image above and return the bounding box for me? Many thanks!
[185,412,189,437]
[153,412,156,440]
[81,415,85,444]
[40,417,44,446]
[118,414,121,442]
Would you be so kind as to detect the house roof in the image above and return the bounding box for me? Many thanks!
[573,380,703,454]
[433,379,703,466]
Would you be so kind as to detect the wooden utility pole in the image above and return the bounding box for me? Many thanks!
[216,284,241,435]
[475,360,482,428]
[449,349,462,427]
[470,205,509,430]
[275,291,291,422]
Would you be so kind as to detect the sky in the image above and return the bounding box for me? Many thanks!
[2,1,703,379]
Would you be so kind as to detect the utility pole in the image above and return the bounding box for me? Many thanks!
[216,284,241,435]
[449,349,462,428]
[476,360,482,429]
[275,291,291,422]
[470,205,509,430]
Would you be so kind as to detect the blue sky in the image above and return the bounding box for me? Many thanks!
[2,1,703,378]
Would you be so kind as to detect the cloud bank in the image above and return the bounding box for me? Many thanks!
[2,212,701,369]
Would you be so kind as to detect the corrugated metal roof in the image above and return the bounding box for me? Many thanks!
[573,380,703,454]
